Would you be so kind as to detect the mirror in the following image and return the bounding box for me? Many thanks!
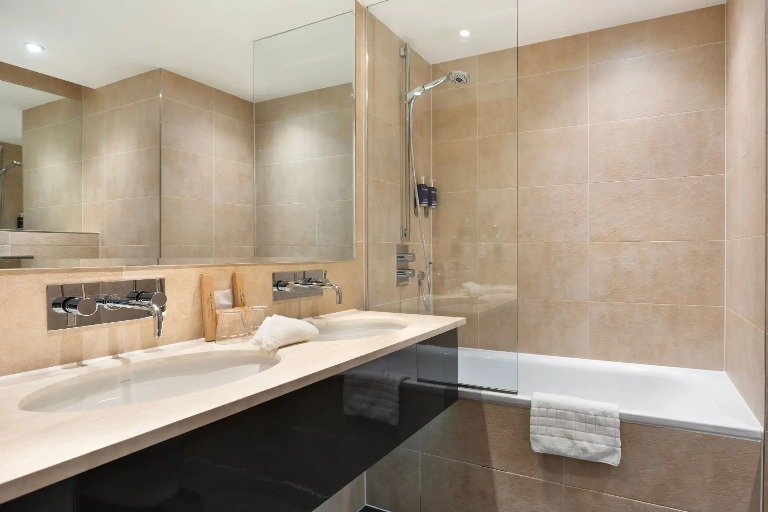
[0,6,356,269]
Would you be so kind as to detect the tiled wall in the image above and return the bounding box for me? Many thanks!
[253,83,355,262]
[429,6,729,370]
[366,11,432,314]
[82,70,161,263]
[429,48,518,352]
[2,230,98,261]
[724,0,767,427]
[366,399,762,512]
[160,70,255,264]
[0,142,22,230]
[22,98,84,232]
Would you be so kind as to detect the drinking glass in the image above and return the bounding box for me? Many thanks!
[246,306,269,333]
[216,309,247,344]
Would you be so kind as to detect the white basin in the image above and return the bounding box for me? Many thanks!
[20,351,279,413]
[310,319,407,341]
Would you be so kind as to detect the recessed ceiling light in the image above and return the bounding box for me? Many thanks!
[24,43,44,54]
[459,29,471,38]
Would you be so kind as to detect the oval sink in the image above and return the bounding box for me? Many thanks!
[21,351,279,413]
[310,319,407,341]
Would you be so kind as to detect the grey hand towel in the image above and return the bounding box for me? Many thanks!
[343,370,408,426]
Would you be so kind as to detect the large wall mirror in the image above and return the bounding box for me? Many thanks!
[0,3,356,269]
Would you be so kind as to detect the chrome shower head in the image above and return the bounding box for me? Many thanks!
[0,161,22,177]
[406,70,471,103]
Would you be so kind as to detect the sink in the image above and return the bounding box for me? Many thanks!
[20,351,279,413]
[310,319,407,341]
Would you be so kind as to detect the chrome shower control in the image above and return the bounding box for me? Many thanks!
[51,296,98,317]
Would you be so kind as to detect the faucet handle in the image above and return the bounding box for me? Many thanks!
[51,296,98,317]
[127,290,167,309]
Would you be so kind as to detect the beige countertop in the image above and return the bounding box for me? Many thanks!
[0,309,464,504]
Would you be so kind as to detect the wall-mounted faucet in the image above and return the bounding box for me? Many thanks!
[48,279,167,338]
[272,270,342,304]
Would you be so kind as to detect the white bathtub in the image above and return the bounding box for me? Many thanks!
[457,348,763,440]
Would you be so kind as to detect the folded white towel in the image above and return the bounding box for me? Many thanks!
[252,315,319,351]
[343,370,408,426]
[530,392,621,466]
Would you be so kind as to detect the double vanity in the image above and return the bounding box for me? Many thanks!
[0,310,464,510]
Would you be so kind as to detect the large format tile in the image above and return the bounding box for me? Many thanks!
[589,302,724,369]
[518,185,588,243]
[421,400,563,482]
[518,299,589,358]
[589,6,725,64]
[590,43,725,123]
[161,70,214,111]
[518,126,588,187]
[160,148,213,201]
[726,141,766,239]
[421,454,563,512]
[161,99,213,156]
[725,236,766,328]
[725,309,765,423]
[726,49,766,166]
[478,79,517,137]
[518,34,588,77]
[563,422,761,512]
[366,446,420,512]
[518,243,588,300]
[313,474,364,512]
[565,486,687,512]
[478,188,517,243]
[432,86,478,142]
[432,191,478,244]
[518,67,588,131]
[478,134,517,190]
[433,139,478,192]
[589,241,724,306]
[590,109,724,182]
[589,175,724,242]
[477,48,517,84]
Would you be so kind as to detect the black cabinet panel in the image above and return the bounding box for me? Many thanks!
[1,330,458,511]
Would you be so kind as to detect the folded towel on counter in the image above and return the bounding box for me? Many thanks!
[343,370,408,426]
[530,392,621,466]
[252,315,319,351]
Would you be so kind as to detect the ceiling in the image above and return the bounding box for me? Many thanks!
[364,0,725,63]
[0,81,61,144]
[0,0,725,103]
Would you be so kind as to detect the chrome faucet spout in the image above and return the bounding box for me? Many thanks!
[96,292,167,338]
[288,278,343,304]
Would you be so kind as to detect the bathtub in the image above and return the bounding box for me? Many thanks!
[456,348,763,440]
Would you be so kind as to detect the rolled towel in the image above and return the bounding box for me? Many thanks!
[530,392,621,466]
[343,370,408,426]
[252,315,320,351]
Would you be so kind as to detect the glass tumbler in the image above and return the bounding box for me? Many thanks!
[246,306,269,334]
[216,309,247,344]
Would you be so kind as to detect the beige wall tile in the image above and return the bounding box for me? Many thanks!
[316,83,355,114]
[726,49,766,167]
[367,242,398,307]
[83,69,160,116]
[161,148,213,201]
[316,109,354,158]
[726,141,766,239]
[84,98,159,160]
[518,126,588,187]
[433,191,478,244]
[366,446,420,512]
[161,70,214,111]
[565,486,688,512]
[479,298,517,352]
[316,155,354,203]
[433,139,477,192]
[518,67,588,131]
[518,243,588,300]
[103,197,160,247]
[589,175,724,242]
[256,160,315,206]
[256,203,316,247]
[409,50,431,87]
[478,188,517,243]
[161,99,213,157]
[421,454,563,512]
[255,116,316,165]
[23,118,82,169]
[589,241,724,305]
[725,236,766,328]
[421,400,563,482]
[590,43,725,123]
[214,203,254,248]
[23,162,82,209]
[370,53,402,127]
[25,204,82,232]
[726,0,764,94]
[23,98,82,132]
[367,177,399,243]
[478,134,517,190]
[519,34,588,77]
[478,79,517,137]
[518,185,588,242]
[477,48,517,84]
[368,114,401,183]
[432,86,478,142]
[725,309,765,423]
[370,15,403,66]
[254,91,315,125]
[317,201,354,246]
[214,114,254,165]
[563,422,761,512]
[518,299,589,357]
[214,159,253,206]
[214,89,253,124]
[590,109,725,182]
[478,243,517,286]
[161,197,212,246]
[590,6,726,64]
[92,147,159,201]
[411,86,432,141]
[589,302,724,369]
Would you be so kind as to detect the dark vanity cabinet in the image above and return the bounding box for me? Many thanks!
[1,330,458,511]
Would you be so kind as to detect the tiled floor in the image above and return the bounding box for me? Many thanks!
[359,506,390,512]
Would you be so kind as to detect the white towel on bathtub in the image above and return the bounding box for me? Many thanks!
[530,392,621,466]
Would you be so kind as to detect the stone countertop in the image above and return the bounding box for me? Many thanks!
[0,309,464,504]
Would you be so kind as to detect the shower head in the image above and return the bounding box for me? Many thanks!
[0,161,22,177]
[406,70,471,102]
